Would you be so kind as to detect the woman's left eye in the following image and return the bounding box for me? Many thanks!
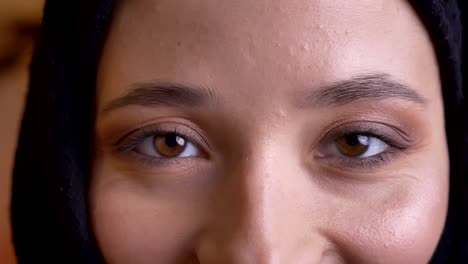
[334,133,389,158]
[134,133,200,158]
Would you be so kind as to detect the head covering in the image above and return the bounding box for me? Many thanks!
[409,1,467,263]
[10,0,466,263]
[11,1,114,263]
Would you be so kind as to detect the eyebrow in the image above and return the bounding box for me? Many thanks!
[101,73,428,114]
[101,82,219,114]
[299,73,428,108]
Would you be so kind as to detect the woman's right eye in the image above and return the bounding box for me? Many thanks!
[134,133,201,158]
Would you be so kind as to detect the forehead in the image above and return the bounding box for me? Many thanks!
[98,0,440,110]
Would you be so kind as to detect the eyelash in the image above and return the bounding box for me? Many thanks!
[115,124,410,170]
[114,125,205,164]
[317,126,409,170]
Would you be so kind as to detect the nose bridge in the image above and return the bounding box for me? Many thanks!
[196,145,324,263]
[229,140,294,240]
[231,156,281,251]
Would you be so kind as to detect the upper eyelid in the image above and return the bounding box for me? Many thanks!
[317,121,410,149]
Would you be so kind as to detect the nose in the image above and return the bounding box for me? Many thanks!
[195,153,326,263]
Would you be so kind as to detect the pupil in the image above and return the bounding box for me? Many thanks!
[164,134,181,147]
[345,134,369,146]
[346,135,360,146]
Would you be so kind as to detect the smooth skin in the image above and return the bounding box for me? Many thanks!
[90,0,449,263]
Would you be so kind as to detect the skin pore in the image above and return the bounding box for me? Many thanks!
[90,0,449,263]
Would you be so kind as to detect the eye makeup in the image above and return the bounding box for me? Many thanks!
[112,122,210,167]
[314,121,415,171]
[109,114,420,175]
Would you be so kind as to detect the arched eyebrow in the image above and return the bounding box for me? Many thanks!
[101,73,428,115]
[297,73,428,108]
[101,82,220,114]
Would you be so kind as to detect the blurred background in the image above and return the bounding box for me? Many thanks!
[0,0,44,263]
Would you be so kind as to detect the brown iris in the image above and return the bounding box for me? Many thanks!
[153,133,187,157]
[336,134,370,157]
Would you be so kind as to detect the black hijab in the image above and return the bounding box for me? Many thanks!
[10,0,467,263]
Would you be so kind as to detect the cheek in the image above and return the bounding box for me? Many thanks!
[89,170,205,264]
[90,188,177,263]
[336,172,448,263]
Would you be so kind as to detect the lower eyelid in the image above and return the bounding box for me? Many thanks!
[120,150,203,169]
[318,148,403,172]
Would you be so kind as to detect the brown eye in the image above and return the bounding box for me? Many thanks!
[129,126,202,159]
[335,134,371,157]
[154,134,187,157]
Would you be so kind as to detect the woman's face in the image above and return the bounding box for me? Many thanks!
[90,0,449,263]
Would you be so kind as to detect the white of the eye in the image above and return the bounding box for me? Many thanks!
[135,136,200,158]
[178,141,199,157]
[356,136,389,158]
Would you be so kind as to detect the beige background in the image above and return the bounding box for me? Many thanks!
[0,0,44,263]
